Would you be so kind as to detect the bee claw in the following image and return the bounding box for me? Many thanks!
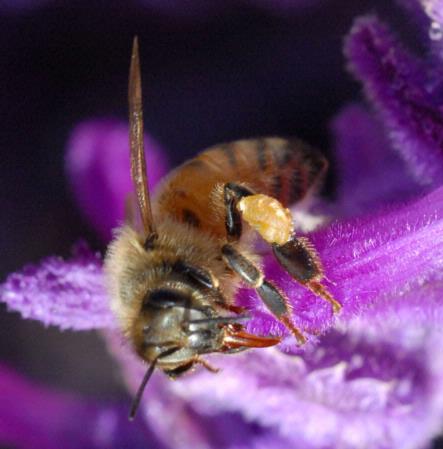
[194,357,220,373]
[307,281,341,314]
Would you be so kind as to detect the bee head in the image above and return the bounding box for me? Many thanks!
[133,287,225,368]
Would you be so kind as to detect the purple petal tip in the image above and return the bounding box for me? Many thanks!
[345,15,443,187]
[0,242,113,331]
[66,119,168,241]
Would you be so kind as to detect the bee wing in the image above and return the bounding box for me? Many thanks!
[128,36,156,237]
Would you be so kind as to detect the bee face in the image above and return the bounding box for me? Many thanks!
[133,287,225,370]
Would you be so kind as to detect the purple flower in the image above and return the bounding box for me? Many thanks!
[3,7,443,449]
[65,119,168,242]
[344,14,443,187]
[0,362,167,449]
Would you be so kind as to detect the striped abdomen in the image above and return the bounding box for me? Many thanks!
[154,137,328,238]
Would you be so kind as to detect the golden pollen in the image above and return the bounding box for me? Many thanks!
[238,194,293,245]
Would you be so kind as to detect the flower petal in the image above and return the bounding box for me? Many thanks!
[331,103,422,216]
[104,330,294,449]
[0,363,164,449]
[237,185,443,344]
[66,119,168,241]
[408,0,443,44]
[107,319,443,449]
[0,242,112,331]
[173,320,443,449]
[345,15,443,187]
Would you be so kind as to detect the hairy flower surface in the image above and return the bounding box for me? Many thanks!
[2,5,443,449]
[345,15,443,187]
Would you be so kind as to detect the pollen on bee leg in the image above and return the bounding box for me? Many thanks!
[237,194,293,245]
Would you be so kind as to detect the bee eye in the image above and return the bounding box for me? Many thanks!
[143,288,190,310]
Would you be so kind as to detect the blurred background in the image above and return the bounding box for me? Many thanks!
[0,0,430,439]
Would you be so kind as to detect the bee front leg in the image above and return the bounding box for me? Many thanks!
[221,243,306,344]
[193,357,220,373]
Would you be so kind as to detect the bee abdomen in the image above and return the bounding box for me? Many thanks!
[154,137,327,236]
[207,137,328,206]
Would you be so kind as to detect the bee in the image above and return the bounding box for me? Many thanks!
[104,37,341,419]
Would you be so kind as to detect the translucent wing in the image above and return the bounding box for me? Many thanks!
[128,37,156,238]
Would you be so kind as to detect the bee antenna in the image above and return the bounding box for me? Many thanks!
[128,358,157,421]
[129,347,179,421]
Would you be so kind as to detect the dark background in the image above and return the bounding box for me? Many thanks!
[1,0,437,445]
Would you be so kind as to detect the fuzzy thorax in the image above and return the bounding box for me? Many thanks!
[104,220,236,335]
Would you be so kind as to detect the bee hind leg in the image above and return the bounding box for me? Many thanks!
[233,189,341,314]
[272,238,341,313]
[221,243,306,344]
[222,182,340,319]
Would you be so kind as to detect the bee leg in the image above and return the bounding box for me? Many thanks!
[165,359,219,378]
[272,238,341,313]
[221,243,306,344]
[193,357,220,373]
[215,302,247,315]
[223,182,254,242]
[164,361,195,379]
[173,261,220,290]
[224,183,340,314]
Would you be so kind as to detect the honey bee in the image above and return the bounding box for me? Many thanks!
[105,37,341,419]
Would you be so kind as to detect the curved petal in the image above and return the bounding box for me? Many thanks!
[234,186,443,345]
[406,0,443,44]
[0,363,164,449]
[104,330,292,449]
[344,15,443,187]
[0,242,113,331]
[106,313,443,449]
[331,104,422,216]
[65,119,168,241]
[174,321,443,449]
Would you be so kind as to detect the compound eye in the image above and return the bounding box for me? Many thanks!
[143,288,191,310]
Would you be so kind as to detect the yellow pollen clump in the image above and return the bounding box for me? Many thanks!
[237,194,293,245]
